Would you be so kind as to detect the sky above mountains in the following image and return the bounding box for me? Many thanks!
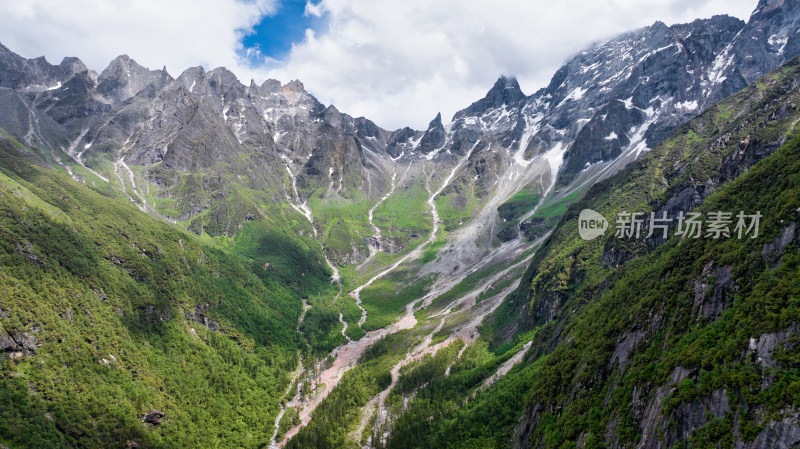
[0,0,756,129]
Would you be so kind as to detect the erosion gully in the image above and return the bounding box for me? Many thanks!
[273,145,554,447]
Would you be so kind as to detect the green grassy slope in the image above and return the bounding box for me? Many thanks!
[0,136,330,448]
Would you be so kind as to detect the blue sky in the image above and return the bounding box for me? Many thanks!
[241,0,326,63]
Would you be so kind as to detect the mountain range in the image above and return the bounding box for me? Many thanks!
[1,0,799,447]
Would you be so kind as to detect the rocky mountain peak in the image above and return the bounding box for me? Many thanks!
[518,0,798,188]
[0,41,14,56]
[176,66,207,93]
[106,53,132,65]
[181,65,206,77]
[260,78,282,93]
[207,66,239,82]
[0,42,72,89]
[207,67,244,98]
[353,117,384,140]
[98,54,139,81]
[417,112,446,154]
[59,56,88,73]
[708,0,799,87]
[0,0,797,244]
[285,79,306,93]
[0,45,96,92]
[754,0,789,15]
[321,104,346,129]
[428,112,443,129]
[649,20,669,32]
[386,127,419,158]
[30,55,49,65]
[491,75,524,98]
[97,54,172,104]
[453,75,525,120]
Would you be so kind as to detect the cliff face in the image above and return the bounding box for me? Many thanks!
[509,57,800,449]
[2,0,798,252]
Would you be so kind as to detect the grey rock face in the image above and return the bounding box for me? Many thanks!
[416,112,446,154]
[762,221,799,264]
[353,117,385,141]
[545,15,747,186]
[97,55,172,104]
[0,42,88,90]
[562,99,642,175]
[419,4,800,194]
[743,416,800,449]
[0,45,397,247]
[453,75,525,120]
[185,303,220,331]
[39,70,111,126]
[727,0,800,85]
[0,324,20,352]
[141,409,165,427]
[693,262,735,321]
[0,0,797,249]
[386,127,421,158]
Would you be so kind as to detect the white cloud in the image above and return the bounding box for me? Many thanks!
[304,1,324,18]
[0,0,275,81]
[0,0,757,130]
[268,0,756,129]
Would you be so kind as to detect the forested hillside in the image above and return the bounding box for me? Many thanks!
[0,133,333,448]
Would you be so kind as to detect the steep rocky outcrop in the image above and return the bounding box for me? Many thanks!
[507,55,800,449]
[0,42,90,90]
[0,0,798,251]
